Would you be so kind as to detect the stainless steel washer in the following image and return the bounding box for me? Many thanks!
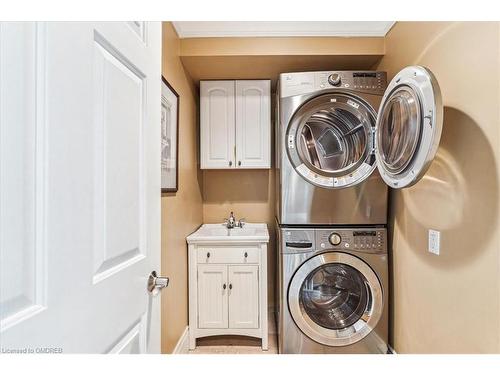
[277,225,389,354]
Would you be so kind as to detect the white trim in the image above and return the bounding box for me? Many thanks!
[173,21,395,39]
[172,326,189,354]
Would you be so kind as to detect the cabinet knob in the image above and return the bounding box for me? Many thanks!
[207,252,210,258]
[223,283,226,290]
[238,161,241,166]
[244,252,248,258]
[229,161,233,167]
[229,283,233,290]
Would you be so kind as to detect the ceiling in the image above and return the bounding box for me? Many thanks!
[173,21,395,38]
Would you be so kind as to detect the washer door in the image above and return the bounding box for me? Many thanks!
[288,252,383,347]
[286,92,377,189]
[375,66,443,188]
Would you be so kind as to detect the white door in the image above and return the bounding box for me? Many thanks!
[375,66,443,188]
[235,80,271,169]
[197,264,228,329]
[200,81,235,169]
[0,22,162,353]
[228,265,259,329]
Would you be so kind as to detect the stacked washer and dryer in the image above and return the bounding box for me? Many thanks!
[275,68,443,353]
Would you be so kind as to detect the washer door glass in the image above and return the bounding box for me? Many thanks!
[300,263,369,330]
[287,92,377,189]
[288,252,383,347]
[375,66,443,188]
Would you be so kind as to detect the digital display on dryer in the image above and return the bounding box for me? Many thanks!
[353,231,377,236]
[353,73,377,78]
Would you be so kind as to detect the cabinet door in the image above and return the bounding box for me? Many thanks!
[200,81,235,169]
[228,265,259,329]
[235,80,271,169]
[197,264,228,329]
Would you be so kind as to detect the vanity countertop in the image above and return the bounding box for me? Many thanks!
[186,223,269,244]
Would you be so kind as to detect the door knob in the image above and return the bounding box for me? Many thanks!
[147,271,169,295]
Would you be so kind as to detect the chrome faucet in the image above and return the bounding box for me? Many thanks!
[224,212,245,229]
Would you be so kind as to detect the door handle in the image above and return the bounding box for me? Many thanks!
[147,271,169,295]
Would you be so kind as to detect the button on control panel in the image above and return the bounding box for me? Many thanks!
[316,228,386,254]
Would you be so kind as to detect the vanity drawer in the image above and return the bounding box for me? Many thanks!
[197,247,259,264]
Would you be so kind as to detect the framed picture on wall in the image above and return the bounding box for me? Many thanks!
[161,76,179,193]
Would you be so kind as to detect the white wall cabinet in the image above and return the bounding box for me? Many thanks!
[200,80,271,169]
[187,224,269,350]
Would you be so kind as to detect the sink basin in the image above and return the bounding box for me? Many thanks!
[186,223,269,244]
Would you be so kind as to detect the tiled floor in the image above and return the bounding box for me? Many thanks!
[189,314,278,354]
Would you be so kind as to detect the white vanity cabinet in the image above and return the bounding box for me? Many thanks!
[187,224,269,350]
[200,80,271,169]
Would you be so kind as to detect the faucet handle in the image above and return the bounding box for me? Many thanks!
[237,218,246,228]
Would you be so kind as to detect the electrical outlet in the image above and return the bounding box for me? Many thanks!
[428,229,440,255]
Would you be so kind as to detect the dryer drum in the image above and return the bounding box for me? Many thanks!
[287,92,378,189]
[298,106,370,175]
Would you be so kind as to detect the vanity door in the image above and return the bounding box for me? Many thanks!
[228,265,259,329]
[197,264,228,329]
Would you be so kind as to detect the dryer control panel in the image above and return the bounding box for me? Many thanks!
[280,71,388,98]
[315,71,387,94]
[316,228,387,254]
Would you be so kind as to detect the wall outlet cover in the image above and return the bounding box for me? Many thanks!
[428,229,440,255]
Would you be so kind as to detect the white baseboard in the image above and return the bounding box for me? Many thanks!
[172,326,189,354]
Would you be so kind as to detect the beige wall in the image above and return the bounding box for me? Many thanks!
[377,22,500,353]
[180,36,385,88]
[161,22,203,354]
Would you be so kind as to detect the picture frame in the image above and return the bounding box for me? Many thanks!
[161,76,179,193]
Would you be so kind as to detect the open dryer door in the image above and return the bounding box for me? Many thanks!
[375,66,443,188]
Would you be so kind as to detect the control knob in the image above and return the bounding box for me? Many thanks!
[328,73,342,86]
[329,233,342,246]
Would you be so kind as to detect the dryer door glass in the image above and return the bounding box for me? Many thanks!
[375,66,443,188]
[287,92,377,189]
[300,263,369,330]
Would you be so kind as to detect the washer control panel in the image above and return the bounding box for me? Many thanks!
[316,228,386,254]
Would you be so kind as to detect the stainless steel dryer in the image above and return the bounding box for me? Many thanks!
[277,225,389,354]
[276,68,443,226]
